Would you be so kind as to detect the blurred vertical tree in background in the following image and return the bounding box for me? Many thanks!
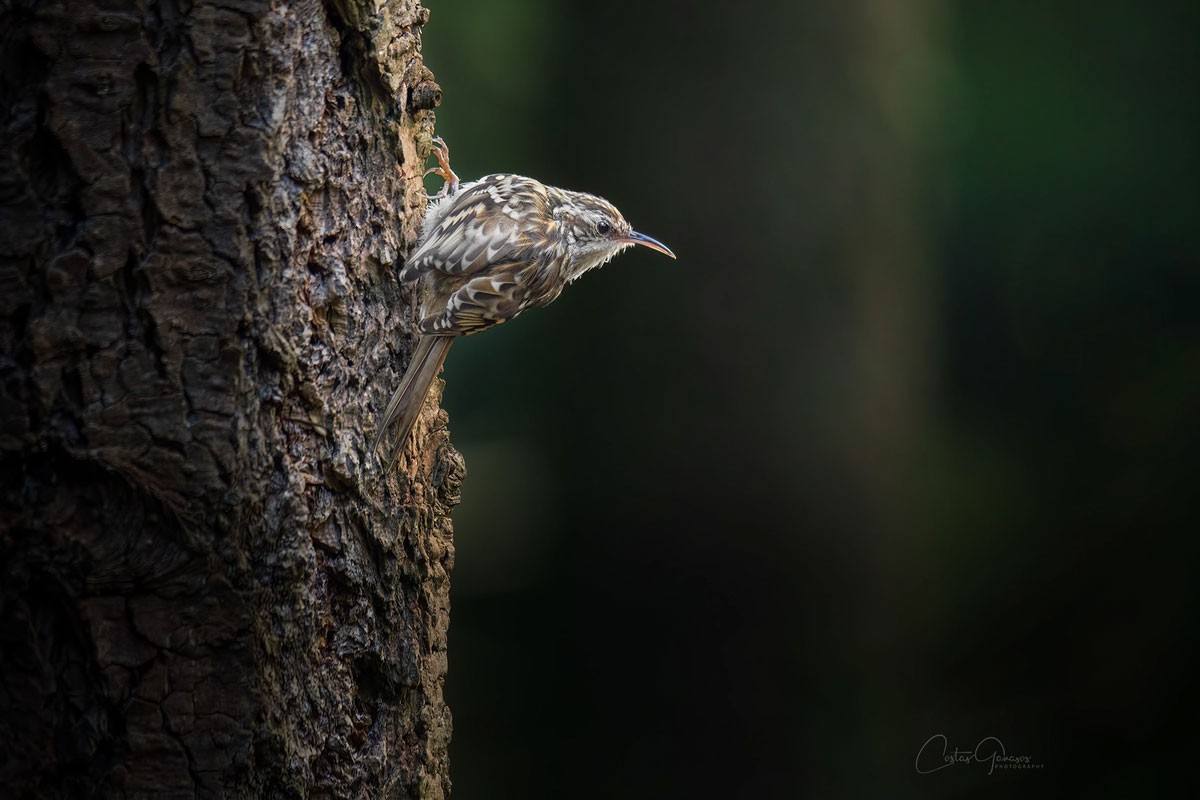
[424,0,1197,797]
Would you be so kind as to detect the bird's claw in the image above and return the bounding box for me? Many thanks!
[424,136,459,199]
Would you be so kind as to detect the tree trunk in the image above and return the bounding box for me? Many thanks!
[0,1,458,796]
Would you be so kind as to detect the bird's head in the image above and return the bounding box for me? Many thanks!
[554,190,675,282]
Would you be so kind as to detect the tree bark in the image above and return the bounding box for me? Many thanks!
[0,1,458,796]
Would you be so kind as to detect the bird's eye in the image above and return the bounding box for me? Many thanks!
[596,220,612,235]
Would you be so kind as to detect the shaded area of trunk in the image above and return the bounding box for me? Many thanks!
[0,0,457,796]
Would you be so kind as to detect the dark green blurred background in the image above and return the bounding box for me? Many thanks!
[420,1,1198,796]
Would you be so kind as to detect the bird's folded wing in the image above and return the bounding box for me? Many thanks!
[419,262,538,335]
[402,175,548,282]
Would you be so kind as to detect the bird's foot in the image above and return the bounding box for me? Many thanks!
[424,136,459,200]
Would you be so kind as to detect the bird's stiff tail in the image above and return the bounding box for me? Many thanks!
[373,335,454,470]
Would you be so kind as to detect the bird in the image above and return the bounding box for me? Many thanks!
[374,137,676,469]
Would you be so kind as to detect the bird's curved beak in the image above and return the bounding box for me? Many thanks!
[625,230,676,259]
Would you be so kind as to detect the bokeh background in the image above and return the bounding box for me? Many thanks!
[420,1,1198,796]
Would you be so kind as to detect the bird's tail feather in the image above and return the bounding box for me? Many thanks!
[374,335,454,470]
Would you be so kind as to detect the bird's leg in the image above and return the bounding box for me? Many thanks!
[424,136,460,201]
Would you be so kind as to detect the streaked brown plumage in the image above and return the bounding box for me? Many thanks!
[374,138,675,468]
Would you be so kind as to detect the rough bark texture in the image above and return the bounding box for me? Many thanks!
[0,0,459,797]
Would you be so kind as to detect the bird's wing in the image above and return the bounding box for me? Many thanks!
[419,262,540,335]
[401,175,548,282]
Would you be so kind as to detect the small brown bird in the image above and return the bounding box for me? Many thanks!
[374,138,675,467]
